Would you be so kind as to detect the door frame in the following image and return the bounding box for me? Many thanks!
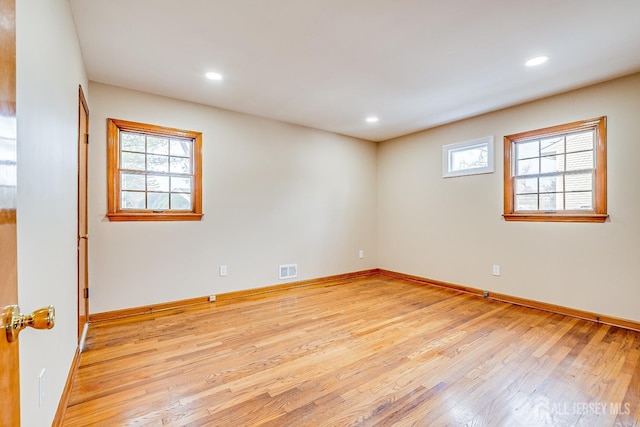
[77,85,89,346]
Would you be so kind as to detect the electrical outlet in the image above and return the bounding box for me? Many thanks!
[38,368,46,407]
[219,265,227,277]
[359,249,364,259]
[492,264,501,276]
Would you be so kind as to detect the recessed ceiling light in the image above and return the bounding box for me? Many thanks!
[366,116,379,123]
[525,56,548,67]
[205,72,223,81]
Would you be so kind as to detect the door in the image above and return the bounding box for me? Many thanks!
[78,86,89,341]
[0,0,20,424]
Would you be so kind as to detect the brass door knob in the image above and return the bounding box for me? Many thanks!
[3,305,55,343]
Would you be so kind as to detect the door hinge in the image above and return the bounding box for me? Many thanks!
[84,288,89,299]
[85,133,89,144]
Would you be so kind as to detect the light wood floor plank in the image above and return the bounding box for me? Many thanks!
[62,276,640,426]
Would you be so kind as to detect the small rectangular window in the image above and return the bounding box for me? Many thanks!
[442,136,494,178]
[107,119,203,221]
[503,117,607,223]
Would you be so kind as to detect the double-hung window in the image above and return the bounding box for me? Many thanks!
[107,119,203,221]
[503,117,607,222]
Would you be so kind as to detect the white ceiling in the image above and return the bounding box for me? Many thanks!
[69,0,640,142]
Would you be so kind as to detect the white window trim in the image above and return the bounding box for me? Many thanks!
[442,136,494,178]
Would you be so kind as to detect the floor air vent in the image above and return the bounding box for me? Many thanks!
[279,264,297,280]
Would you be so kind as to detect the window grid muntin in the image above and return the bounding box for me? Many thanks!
[119,131,194,211]
[512,129,595,212]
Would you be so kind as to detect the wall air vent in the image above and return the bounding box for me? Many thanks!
[279,264,297,280]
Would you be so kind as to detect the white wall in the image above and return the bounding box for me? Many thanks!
[88,82,378,313]
[378,73,640,323]
[16,0,87,425]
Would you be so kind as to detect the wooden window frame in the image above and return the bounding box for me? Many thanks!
[503,117,607,223]
[107,118,203,221]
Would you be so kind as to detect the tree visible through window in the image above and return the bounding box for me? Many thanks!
[107,119,203,221]
[503,117,607,223]
[442,136,494,178]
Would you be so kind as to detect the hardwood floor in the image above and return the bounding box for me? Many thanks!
[62,276,640,426]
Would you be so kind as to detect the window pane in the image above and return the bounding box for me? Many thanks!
[540,137,564,156]
[449,143,488,171]
[504,117,605,220]
[121,173,145,191]
[170,139,192,157]
[515,177,538,194]
[148,192,169,210]
[147,136,169,155]
[540,155,565,174]
[171,176,191,193]
[121,152,146,171]
[566,151,593,171]
[147,175,169,192]
[147,154,169,172]
[566,191,593,210]
[540,193,564,211]
[122,191,145,209]
[516,140,539,160]
[108,118,202,220]
[516,158,539,176]
[121,132,145,153]
[170,193,191,210]
[565,173,592,192]
[515,194,538,211]
[539,175,563,193]
[566,131,593,153]
[170,156,191,174]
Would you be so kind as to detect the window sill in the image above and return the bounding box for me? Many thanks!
[503,213,608,223]
[106,212,204,222]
